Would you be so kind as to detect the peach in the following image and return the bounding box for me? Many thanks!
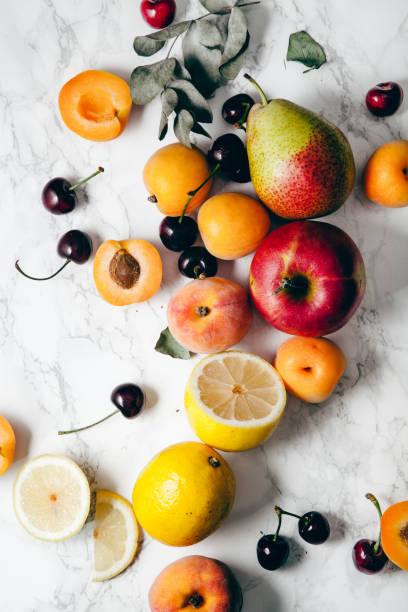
[149,555,243,612]
[0,416,16,476]
[59,70,132,141]
[381,501,408,571]
[167,277,252,354]
[93,239,162,306]
[364,140,408,207]
[198,193,270,260]
[275,336,346,403]
[143,143,213,216]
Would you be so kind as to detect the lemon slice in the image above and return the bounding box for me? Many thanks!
[185,351,286,451]
[13,454,90,541]
[93,490,139,581]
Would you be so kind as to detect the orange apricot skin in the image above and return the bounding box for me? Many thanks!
[198,193,270,260]
[275,337,346,403]
[381,501,408,571]
[167,277,252,354]
[0,416,16,476]
[93,239,162,306]
[364,140,408,207]
[59,70,132,141]
[143,143,213,216]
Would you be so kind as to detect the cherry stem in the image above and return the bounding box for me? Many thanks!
[58,409,119,435]
[366,493,383,555]
[244,73,268,107]
[15,258,71,281]
[235,102,251,130]
[273,506,283,541]
[194,266,206,280]
[275,505,303,521]
[178,163,220,223]
[69,167,104,191]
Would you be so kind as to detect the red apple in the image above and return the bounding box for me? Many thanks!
[249,221,365,337]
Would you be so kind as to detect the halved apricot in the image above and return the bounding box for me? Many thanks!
[381,501,408,571]
[93,240,162,305]
[59,70,132,141]
[0,416,16,476]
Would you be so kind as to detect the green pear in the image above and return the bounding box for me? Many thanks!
[244,74,355,220]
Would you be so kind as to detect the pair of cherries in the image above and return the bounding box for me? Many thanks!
[15,168,104,281]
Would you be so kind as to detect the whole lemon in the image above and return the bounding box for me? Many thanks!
[132,442,235,546]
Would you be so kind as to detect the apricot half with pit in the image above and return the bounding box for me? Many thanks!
[381,501,408,571]
[93,240,162,305]
[143,143,213,216]
[59,70,132,141]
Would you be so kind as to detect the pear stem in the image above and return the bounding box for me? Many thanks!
[365,493,383,555]
[58,409,119,435]
[15,258,71,281]
[244,73,268,106]
[69,167,104,191]
[178,163,220,223]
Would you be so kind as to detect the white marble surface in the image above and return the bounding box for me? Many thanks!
[1,0,408,610]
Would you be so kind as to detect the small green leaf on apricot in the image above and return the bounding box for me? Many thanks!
[155,327,191,359]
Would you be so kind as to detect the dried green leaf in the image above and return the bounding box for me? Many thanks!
[133,20,192,57]
[174,109,195,148]
[155,327,190,359]
[191,123,211,138]
[182,20,223,97]
[199,0,238,14]
[130,58,176,105]
[159,88,178,140]
[170,79,213,123]
[220,7,249,80]
[174,59,192,81]
[286,30,327,72]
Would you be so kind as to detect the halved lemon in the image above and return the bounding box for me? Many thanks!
[185,351,286,451]
[13,454,90,541]
[93,490,139,581]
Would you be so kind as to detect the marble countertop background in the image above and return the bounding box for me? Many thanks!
[1,0,408,610]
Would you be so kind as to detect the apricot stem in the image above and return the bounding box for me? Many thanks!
[69,167,104,191]
[58,410,119,435]
[244,73,268,107]
[179,163,220,223]
[273,506,284,542]
[15,258,71,281]
[365,493,383,555]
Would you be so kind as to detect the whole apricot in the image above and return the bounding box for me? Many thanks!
[167,277,252,354]
[0,416,16,476]
[275,336,346,403]
[198,192,270,260]
[364,140,408,207]
[93,239,162,306]
[143,143,213,216]
[59,70,132,141]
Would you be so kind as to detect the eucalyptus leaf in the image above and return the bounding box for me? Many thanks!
[286,31,327,72]
[159,88,178,139]
[219,7,248,79]
[191,123,211,138]
[174,59,192,81]
[174,109,195,148]
[199,0,239,14]
[182,20,223,97]
[130,58,176,105]
[170,79,213,123]
[220,30,250,79]
[133,20,192,57]
[155,327,190,359]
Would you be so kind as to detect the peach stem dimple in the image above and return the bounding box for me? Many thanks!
[49,494,57,502]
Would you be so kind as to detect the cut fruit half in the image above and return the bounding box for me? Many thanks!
[13,454,90,541]
[93,489,139,581]
[185,351,286,451]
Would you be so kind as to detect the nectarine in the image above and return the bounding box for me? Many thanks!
[167,277,252,354]
[364,140,408,207]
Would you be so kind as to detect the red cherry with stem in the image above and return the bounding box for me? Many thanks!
[42,167,104,214]
[365,82,403,117]
[58,383,145,435]
[352,493,388,574]
[15,230,92,281]
[257,507,290,570]
[140,0,175,29]
[275,506,330,544]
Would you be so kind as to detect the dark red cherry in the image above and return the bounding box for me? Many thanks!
[208,133,248,174]
[42,167,104,215]
[15,230,92,281]
[298,511,330,544]
[159,216,198,252]
[222,93,254,127]
[140,0,175,29]
[58,383,145,435]
[257,534,289,570]
[366,82,403,117]
[178,246,218,279]
[352,539,388,575]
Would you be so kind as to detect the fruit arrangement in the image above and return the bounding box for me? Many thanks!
[4,1,408,610]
